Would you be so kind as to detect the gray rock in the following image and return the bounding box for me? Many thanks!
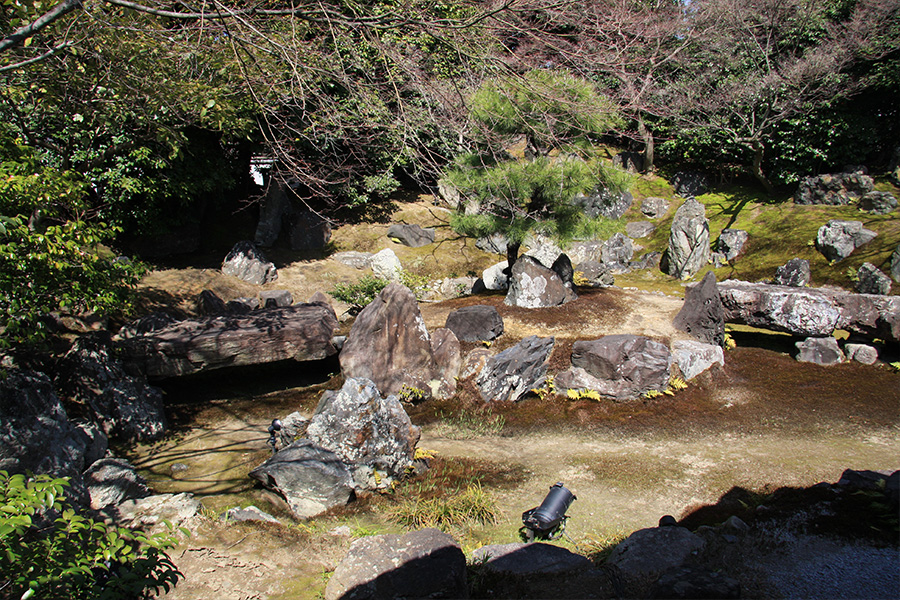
[117,304,339,379]
[476,335,555,402]
[73,421,109,467]
[504,255,577,308]
[641,197,670,219]
[260,289,293,308]
[249,440,354,519]
[523,235,564,268]
[387,223,435,248]
[196,289,227,315]
[369,248,403,281]
[114,492,202,528]
[324,528,467,600]
[844,343,878,365]
[332,251,373,269]
[892,245,900,283]
[815,220,877,262]
[226,297,259,314]
[795,171,875,205]
[573,188,634,219]
[482,261,509,291]
[288,210,332,251]
[308,378,420,484]
[856,263,892,295]
[460,348,493,380]
[631,251,662,271]
[276,411,309,449]
[551,253,575,289]
[672,340,724,380]
[672,171,708,197]
[606,526,705,582]
[796,337,845,365]
[575,260,615,287]
[626,221,656,239]
[57,334,167,442]
[431,328,462,400]
[663,198,710,279]
[0,370,89,505]
[717,229,748,261]
[557,335,671,401]
[476,233,508,255]
[445,305,504,342]
[613,151,644,173]
[340,283,449,400]
[565,240,604,265]
[222,241,277,285]
[224,505,280,524]
[859,191,897,214]
[773,258,811,287]
[650,566,740,599]
[673,271,725,346]
[84,457,149,511]
[602,233,635,271]
[472,542,591,575]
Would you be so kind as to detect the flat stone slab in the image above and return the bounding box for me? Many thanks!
[117,303,339,378]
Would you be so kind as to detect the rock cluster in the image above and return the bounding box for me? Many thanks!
[794,170,874,205]
[221,240,278,285]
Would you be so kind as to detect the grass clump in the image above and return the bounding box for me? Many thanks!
[432,408,506,439]
[387,483,500,531]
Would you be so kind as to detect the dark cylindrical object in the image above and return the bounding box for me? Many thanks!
[522,482,576,535]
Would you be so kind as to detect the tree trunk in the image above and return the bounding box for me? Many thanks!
[638,117,655,173]
[504,240,521,278]
[749,141,774,196]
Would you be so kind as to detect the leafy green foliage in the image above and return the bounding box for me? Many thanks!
[0,471,184,600]
[328,275,391,313]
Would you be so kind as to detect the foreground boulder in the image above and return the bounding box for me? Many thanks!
[505,255,576,308]
[117,303,338,379]
[472,542,591,576]
[673,271,725,346]
[476,336,555,402]
[221,240,277,285]
[556,335,671,401]
[718,280,900,342]
[662,198,710,279]
[306,378,420,488]
[815,220,877,262]
[325,529,467,600]
[340,283,456,400]
[606,525,706,584]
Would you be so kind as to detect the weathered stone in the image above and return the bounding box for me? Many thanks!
[118,303,339,379]
[613,151,644,173]
[504,255,576,308]
[650,566,740,599]
[565,240,604,265]
[718,280,900,342]
[288,210,332,251]
[482,261,509,291]
[224,506,280,524]
[476,233,508,255]
[815,220,877,262]
[340,284,449,399]
[196,289,227,315]
[325,528,467,600]
[0,370,89,505]
[796,337,844,365]
[445,305,504,342]
[431,328,462,399]
[57,334,167,442]
[892,245,900,283]
[369,248,403,281]
[641,197,670,219]
[73,421,108,467]
[672,171,708,197]
[672,340,724,380]
[254,181,332,250]
[472,542,591,575]
[773,258,811,287]
[606,526,705,582]
[551,253,575,289]
[387,223,435,248]
[114,492,202,528]
[523,235,564,268]
[631,251,662,271]
[254,179,292,247]
[226,297,259,314]
[557,335,671,401]
[84,457,150,511]
[674,271,725,346]
[626,221,655,239]
[332,251,373,269]
[662,198,710,279]
[717,229,748,261]
[844,343,878,365]
[307,378,420,487]
[260,289,293,308]
[476,335,554,402]
[859,191,897,214]
[575,260,615,287]
[249,440,354,519]
[221,241,277,285]
[115,312,178,339]
[794,171,875,205]
[856,263,892,295]
[276,412,309,449]
[460,348,493,380]
[573,188,634,219]
[602,233,635,272]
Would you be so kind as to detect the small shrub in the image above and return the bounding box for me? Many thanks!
[328,275,389,313]
[566,388,602,401]
[387,483,499,530]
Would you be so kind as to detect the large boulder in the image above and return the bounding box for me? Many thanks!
[794,171,874,205]
[387,223,435,248]
[572,188,633,219]
[445,305,504,342]
[0,370,89,505]
[856,263,892,295]
[307,378,420,487]
[859,191,897,215]
[575,260,615,288]
[504,255,577,308]
[556,335,671,401]
[340,283,451,400]
[481,261,510,291]
[815,220,877,262]
[476,336,555,402]
[602,233,634,272]
[641,197,670,219]
[254,181,331,250]
[472,542,592,576]
[662,198,710,279]
[117,303,339,379]
[431,328,462,399]
[333,251,373,270]
[551,253,575,289]
[672,340,725,380]
[673,271,725,346]
[287,210,332,251]
[606,526,705,583]
[612,151,644,173]
[324,529,467,600]
[57,334,167,442]
[84,457,150,511]
[717,280,900,342]
[370,248,403,281]
[523,235,564,268]
[249,440,354,520]
[476,233,508,255]
[717,229,748,261]
[796,337,844,365]
[626,221,656,239]
[773,258,811,287]
[221,241,277,285]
